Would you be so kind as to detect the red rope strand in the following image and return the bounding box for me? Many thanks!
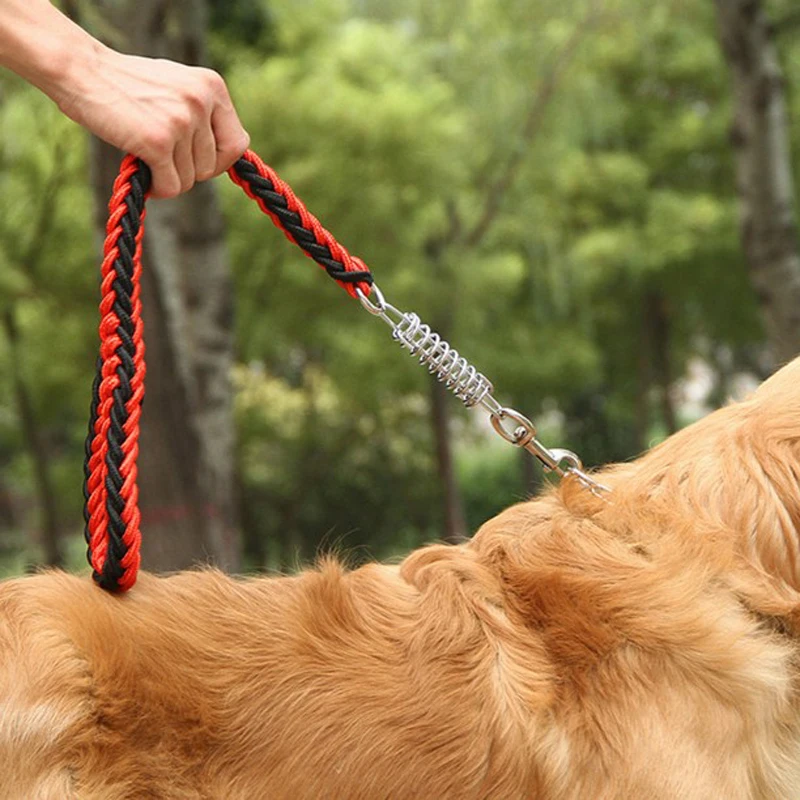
[85,151,374,592]
[84,156,148,591]
[228,150,373,298]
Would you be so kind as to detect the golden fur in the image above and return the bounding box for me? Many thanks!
[4,357,800,798]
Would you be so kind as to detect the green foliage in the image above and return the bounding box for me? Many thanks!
[0,75,97,569]
[234,364,440,566]
[1,0,797,573]
[208,0,278,68]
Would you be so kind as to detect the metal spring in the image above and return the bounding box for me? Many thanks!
[393,313,494,408]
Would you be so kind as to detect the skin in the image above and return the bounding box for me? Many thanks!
[0,0,250,198]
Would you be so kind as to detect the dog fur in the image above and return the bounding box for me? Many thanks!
[4,357,800,798]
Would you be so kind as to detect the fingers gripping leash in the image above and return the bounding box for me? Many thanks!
[83,150,607,593]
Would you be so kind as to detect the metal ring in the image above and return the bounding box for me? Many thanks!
[547,448,584,472]
[356,283,387,315]
[490,407,537,445]
[356,283,406,329]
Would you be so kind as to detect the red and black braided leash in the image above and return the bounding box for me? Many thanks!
[83,150,374,592]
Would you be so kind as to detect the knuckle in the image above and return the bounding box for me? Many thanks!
[171,110,193,134]
[155,180,181,200]
[220,133,249,166]
[185,88,208,113]
[203,68,227,95]
[181,175,196,194]
[144,129,173,159]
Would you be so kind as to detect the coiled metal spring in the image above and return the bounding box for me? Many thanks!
[393,313,493,408]
[356,283,610,497]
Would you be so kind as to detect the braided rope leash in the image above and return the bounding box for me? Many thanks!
[84,149,606,593]
[83,156,149,592]
[83,150,376,592]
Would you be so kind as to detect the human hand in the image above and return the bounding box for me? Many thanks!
[53,45,250,199]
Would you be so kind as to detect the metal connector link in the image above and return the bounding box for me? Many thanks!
[356,284,609,497]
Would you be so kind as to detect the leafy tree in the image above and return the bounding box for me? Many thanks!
[2,0,799,574]
[0,75,95,571]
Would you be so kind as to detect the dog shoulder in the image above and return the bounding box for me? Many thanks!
[0,572,99,797]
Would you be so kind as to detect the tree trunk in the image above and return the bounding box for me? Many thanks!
[83,0,239,572]
[521,450,539,498]
[648,290,678,435]
[176,183,239,569]
[634,317,650,456]
[714,0,800,364]
[419,7,601,541]
[430,376,467,543]
[2,310,62,567]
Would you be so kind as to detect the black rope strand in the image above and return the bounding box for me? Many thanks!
[86,153,372,592]
[82,160,151,592]
[231,158,373,287]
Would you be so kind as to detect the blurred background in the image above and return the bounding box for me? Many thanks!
[0,0,798,575]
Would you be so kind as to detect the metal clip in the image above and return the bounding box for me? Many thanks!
[356,284,404,329]
[355,282,610,499]
[491,407,570,476]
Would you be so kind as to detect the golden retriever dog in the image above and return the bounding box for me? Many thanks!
[4,357,800,799]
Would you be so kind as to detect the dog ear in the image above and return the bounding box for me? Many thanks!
[730,357,800,605]
[751,355,800,407]
[657,427,800,632]
[727,555,800,636]
[724,436,800,632]
[746,356,800,447]
[598,354,800,633]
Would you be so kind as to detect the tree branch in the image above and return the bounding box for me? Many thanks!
[22,139,69,279]
[773,9,800,36]
[714,0,800,363]
[462,1,603,250]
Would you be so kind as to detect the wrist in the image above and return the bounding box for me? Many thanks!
[0,0,104,109]
[33,26,107,111]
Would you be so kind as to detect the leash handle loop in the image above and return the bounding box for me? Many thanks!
[83,150,374,592]
[83,155,149,592]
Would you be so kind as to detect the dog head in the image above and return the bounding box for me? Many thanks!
[581,355,800,628]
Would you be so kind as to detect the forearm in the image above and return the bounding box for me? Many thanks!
[0,0,249,199]
[0,0,100,102]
